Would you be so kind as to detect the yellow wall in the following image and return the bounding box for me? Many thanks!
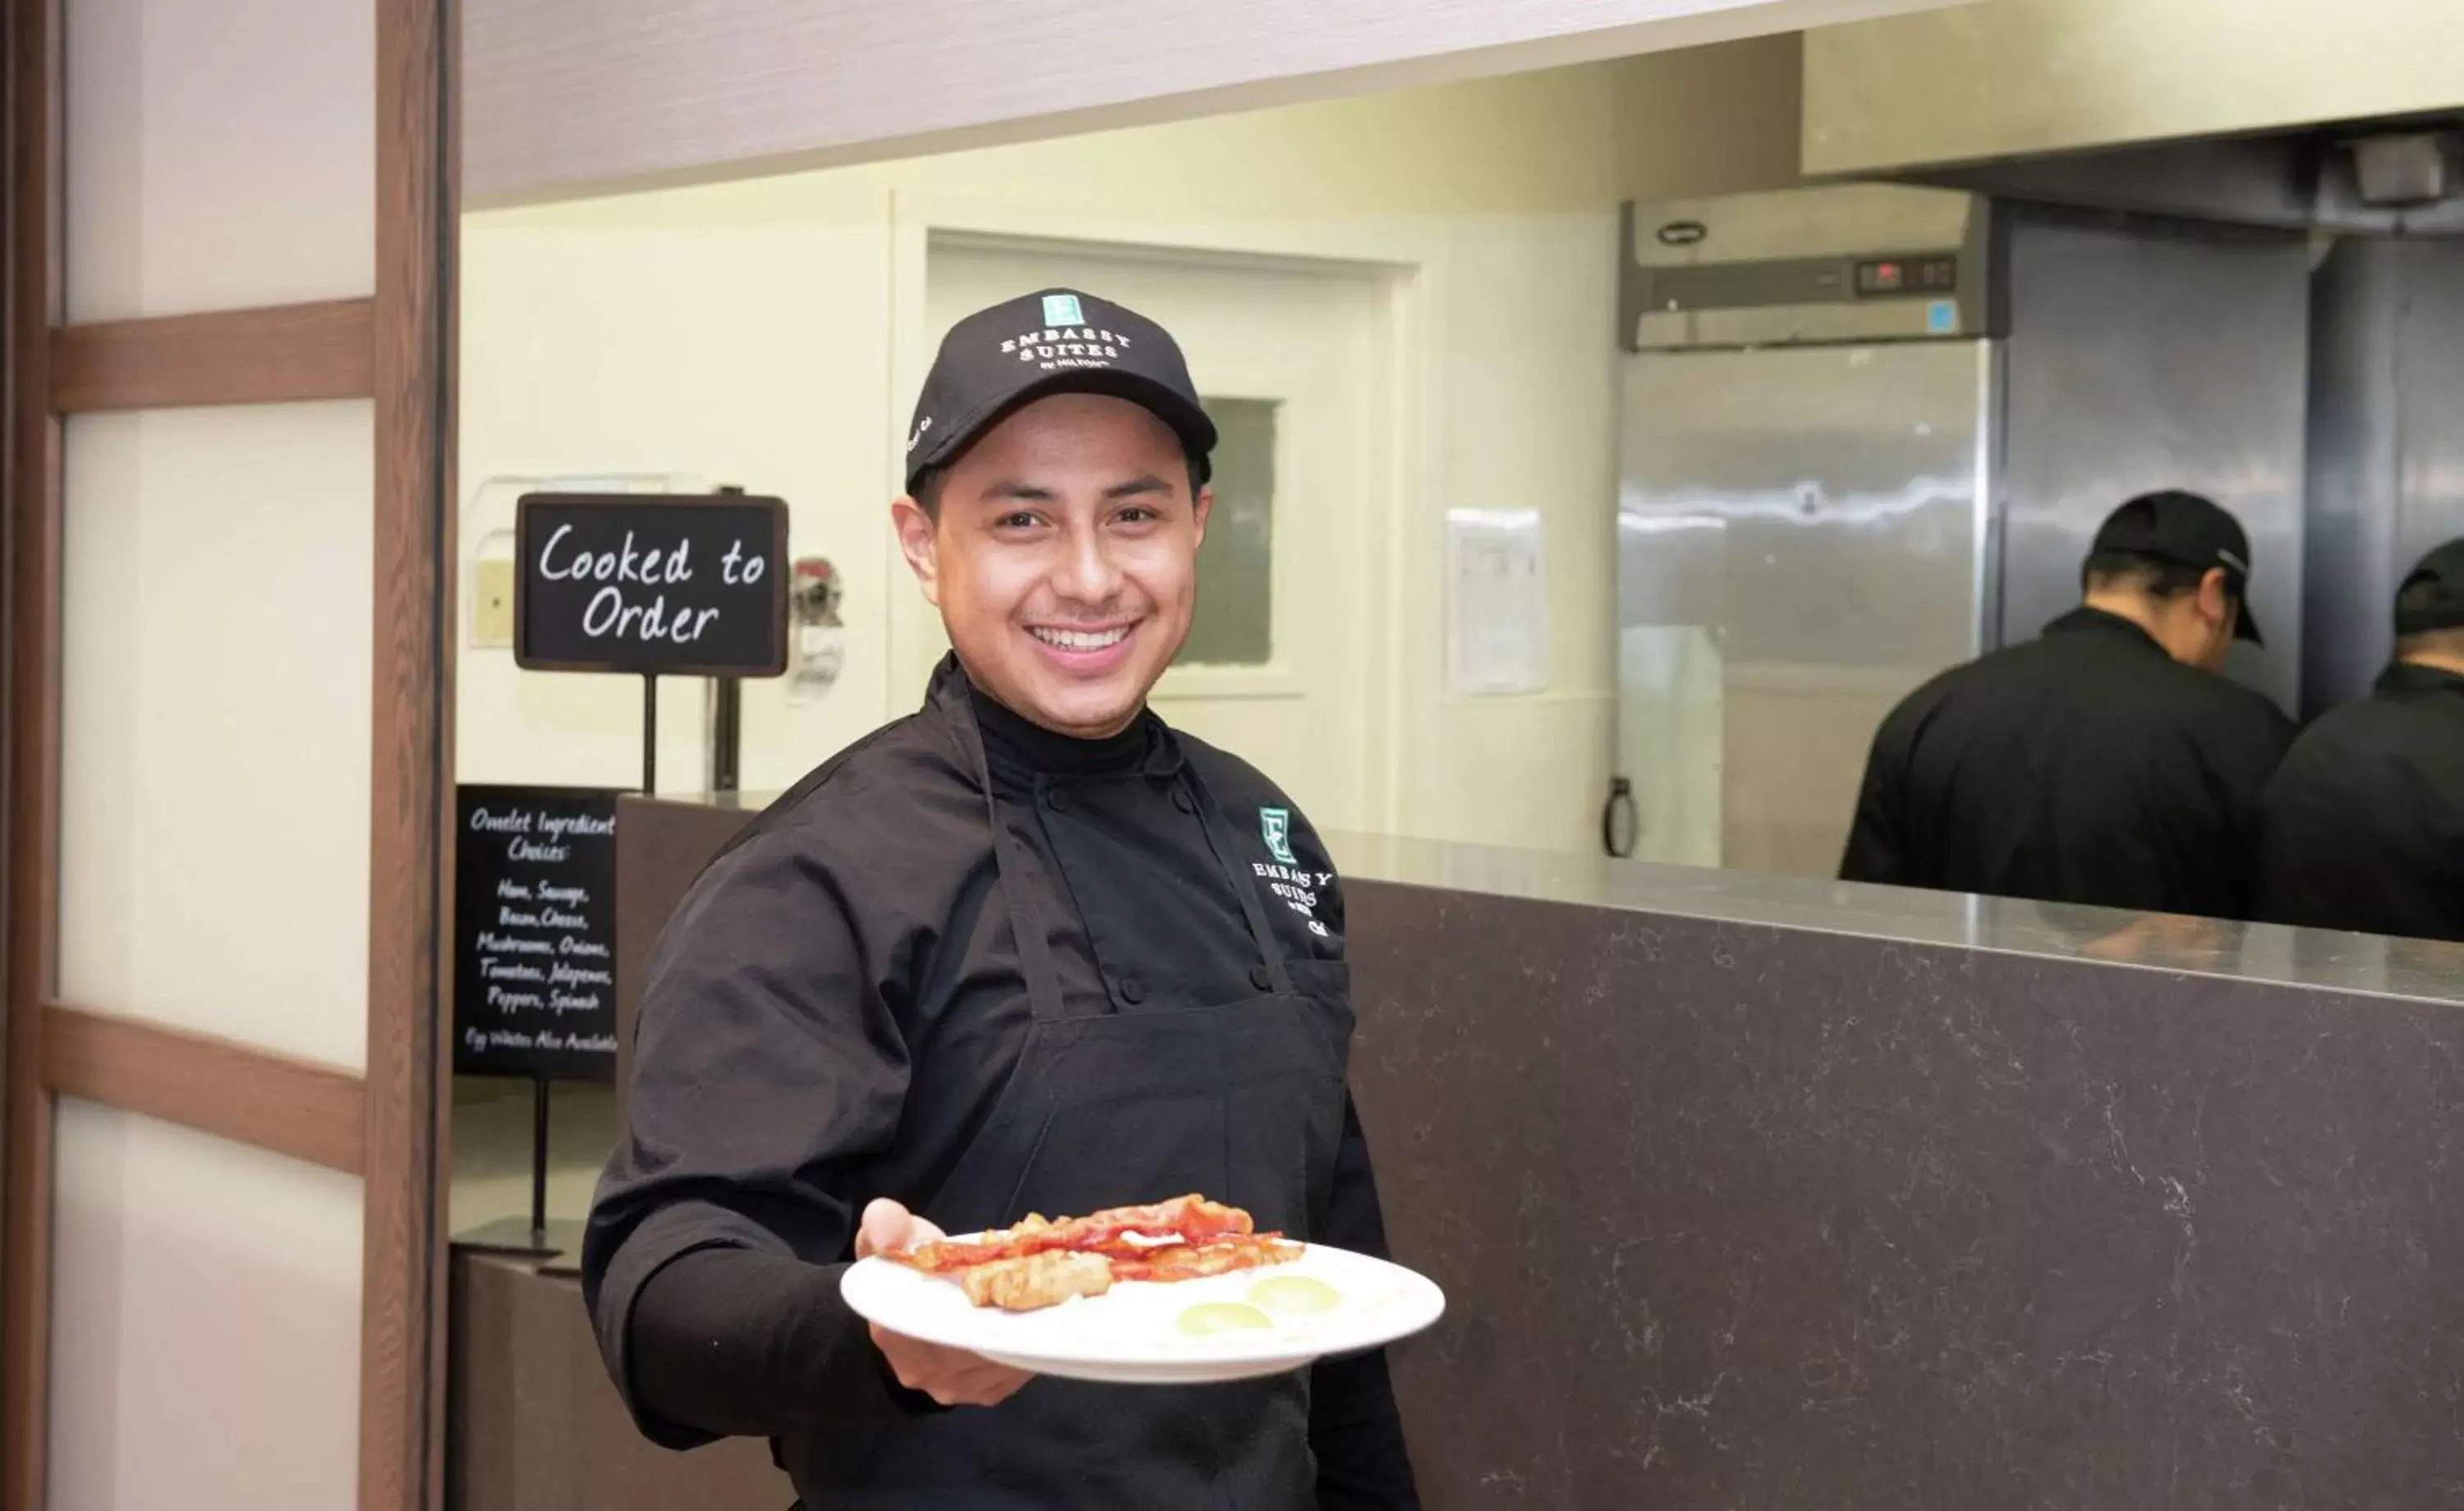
[1616,32,1804,200]
[1804,0,2464,174]
[460,40,1802,852]
[458,200,899,794]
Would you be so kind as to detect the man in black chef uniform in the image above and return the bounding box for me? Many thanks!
[583,287,1419,1510]
[2255,538,2464,942]
[1841,489,2294,917]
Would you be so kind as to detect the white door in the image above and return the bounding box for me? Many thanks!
[916,236,1391,834]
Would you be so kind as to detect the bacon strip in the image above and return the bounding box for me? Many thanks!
[893,1194,1253,1274]
[882,1196,1301,1307]
[1104,1234,1300,1284]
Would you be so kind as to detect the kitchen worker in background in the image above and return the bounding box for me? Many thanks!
[1841,490,2295,917]
[2255,539,2464,942]
[582,288,1419,1510]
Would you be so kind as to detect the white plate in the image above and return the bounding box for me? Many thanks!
[841,1241,1446,1385]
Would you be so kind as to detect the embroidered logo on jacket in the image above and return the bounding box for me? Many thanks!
[1259,806,1298,866]
[1253,859,1335,939]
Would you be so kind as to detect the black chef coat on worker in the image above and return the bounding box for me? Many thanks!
[1840,607,2295,917]
[2254,661,2464,942]
[581,654,1418,1511]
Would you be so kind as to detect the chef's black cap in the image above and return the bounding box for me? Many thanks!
[2394,537,2464,636]
[2089,489,2264,646]
[903,287,1216,495]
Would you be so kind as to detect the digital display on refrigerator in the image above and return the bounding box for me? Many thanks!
[1855,255,1956,298]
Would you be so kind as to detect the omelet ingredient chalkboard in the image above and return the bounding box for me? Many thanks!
[454,785,621,1082]
[514,492,789,677]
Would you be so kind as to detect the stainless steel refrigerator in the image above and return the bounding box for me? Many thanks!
[1607,185,2312,877]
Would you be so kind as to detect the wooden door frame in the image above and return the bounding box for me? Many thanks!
[1,0,62,1501]
[367,0,457,1506]
[0,0,457,1507]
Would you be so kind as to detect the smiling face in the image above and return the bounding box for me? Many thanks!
[894,392,1211,737]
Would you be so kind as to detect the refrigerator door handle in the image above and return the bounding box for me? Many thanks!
[1601,776,1639,859]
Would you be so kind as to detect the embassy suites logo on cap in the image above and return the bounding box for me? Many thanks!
[997,315,1138,373]
[987,287,1133,374]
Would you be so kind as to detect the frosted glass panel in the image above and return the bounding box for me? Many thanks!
[1180,397,1276,668]
[64,0,375,319]
[48,1098,361,1511]
[58,403,375,1068]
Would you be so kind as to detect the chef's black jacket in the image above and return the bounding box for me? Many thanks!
[582,655,1418,1510]
[1840,607,2295,918]
[2254,661,2464,942]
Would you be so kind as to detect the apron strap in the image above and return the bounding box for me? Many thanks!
[942,681,1072,1024]
[939,661,1297,1013]
[1181,761,1298,997]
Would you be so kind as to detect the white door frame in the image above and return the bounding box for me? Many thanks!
[885,190,1451,840]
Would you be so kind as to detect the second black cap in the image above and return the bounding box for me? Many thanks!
[903,287,1216,494]
[2395,538,2464,636]
[2090,489,2265,646]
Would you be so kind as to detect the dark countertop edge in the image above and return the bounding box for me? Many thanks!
[621,792,2464,1010]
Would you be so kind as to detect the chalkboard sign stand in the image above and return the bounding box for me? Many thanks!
[451,783,623,1262]
[459,673,656,1261]
[710,676,742,792]
[641,673,659,796]
[455,1076,583,1261]
[449,670,665,1256]
[526,1072,554,1242]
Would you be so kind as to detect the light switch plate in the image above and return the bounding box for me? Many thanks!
[474,558,515,648]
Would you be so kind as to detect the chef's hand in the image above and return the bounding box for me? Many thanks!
[856,1197,1037,1408]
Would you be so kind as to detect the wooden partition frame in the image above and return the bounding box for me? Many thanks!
[366,0,457,1504]
[0,0,456,1507]
[1,0,62,1502]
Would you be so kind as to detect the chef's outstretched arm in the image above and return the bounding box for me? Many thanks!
[581,825,955,1448]
[1309,1094,1423,1511]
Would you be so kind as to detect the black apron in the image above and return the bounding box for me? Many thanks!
[786,690,1354,1509]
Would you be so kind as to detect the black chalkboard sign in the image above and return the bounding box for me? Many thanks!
[453,785,622,1083]
[514,492,790,677]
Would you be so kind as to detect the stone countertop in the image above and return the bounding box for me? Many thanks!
[533,792,2464,1508]
[632,789,2464,1008]
[1337,880,2464,1508]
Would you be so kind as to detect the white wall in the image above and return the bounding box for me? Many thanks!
[462,43,1807,852]
[50,0,372,1501]
[1804,0,2464,174]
